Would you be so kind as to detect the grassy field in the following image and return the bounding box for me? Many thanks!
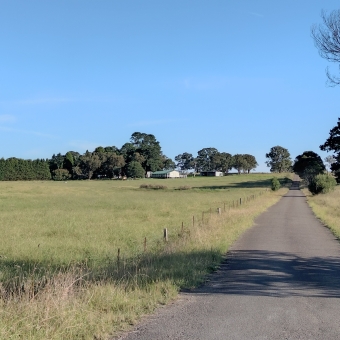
[305,185,340,239]
[0,174,291,339]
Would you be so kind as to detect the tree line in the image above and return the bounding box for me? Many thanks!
[0,158,51,181]
[0,132,259,181]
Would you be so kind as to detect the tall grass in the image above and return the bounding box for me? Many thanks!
[305,185,340,239]
[0,174,291,339]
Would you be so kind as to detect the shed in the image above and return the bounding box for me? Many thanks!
[151,170,180,178]
[200,171,224,177]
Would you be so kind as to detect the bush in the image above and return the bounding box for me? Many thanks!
[52,169,71,181]
[126,161,145,178]
[139,184,167,190]
[308,173,337,195]
[177,186,192,190]
[271,177,281,191]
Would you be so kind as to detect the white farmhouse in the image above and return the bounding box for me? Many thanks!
[151,170,180,178]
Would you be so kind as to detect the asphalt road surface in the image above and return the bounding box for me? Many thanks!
[118,179,340,340]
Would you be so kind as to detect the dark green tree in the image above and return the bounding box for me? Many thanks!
[104,146,119,153]
[74,151,102,179]
[63,151,74,174]
[320,117,340,181]
[211,152,234,174]
[49,153,65,172]
[130,132,164,174]
[293,151,325,184]
[293,151,325,174]
[233,154,248,174]
[101,153,125,178]
[175,152,195,171]
[196,147,219,171]
[162,156,176,170]
[266,146,292,173]
[242,154,258,173]
[126,161,145,178]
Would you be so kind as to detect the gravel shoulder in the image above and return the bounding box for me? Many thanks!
[117,180,340,340]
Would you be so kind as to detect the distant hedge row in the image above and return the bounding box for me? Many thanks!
[0,158,51,181]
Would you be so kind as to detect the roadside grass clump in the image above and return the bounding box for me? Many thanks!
[305,185,340,240]
[271,177,281,191]
[0,174,290,339]
[177,185,192,190]
[308,173,337,195]
[140,184,168,189]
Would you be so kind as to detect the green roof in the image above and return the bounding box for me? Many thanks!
[152,170,177,175]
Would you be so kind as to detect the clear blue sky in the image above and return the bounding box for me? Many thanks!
[1,1,340,172]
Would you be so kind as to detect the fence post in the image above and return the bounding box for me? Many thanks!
[193,215,195,228]
[217,208,221,215]
[163,228,168,242]
[144,237,147,252]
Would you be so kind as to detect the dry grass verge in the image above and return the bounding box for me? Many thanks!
[304,185,340,239]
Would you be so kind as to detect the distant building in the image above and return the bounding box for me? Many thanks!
[151,170,180,178]
[200,171,224,177]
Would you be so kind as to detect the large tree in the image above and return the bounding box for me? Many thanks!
[211,152,234,174]
[100,153,125,178]
[126,161,145,178]
[320,117,340,181]
[130,132,164,174]
[233,154,248,174]
[242,154,258,174]
[312,10,340,86]
[196,147,219,171]
[73,151,102,179]
[266,146,292,173]
[175,152,195,171]
[293,151,325,183]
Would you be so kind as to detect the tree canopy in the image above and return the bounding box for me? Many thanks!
[320,117,340,181]
[266,146,292,173]
[293,151,325,184]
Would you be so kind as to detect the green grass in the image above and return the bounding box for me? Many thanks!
[0,174,291,339]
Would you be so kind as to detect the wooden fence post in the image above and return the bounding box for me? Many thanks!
[144,237,147,252]
[217,208,221,215]
[163,228,168,242]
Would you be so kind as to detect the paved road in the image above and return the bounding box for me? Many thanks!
[119,180,340,340]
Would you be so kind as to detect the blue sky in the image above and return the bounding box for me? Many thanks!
[1,1,340,172]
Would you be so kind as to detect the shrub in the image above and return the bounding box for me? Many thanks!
[178,186,192,190]
[139,184,167,190]
[308,173,337,195]
[52,169,71,181]
[126,161,145,178]
[271,177,281,191]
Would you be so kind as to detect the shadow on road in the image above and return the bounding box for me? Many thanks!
[194,250,340,298]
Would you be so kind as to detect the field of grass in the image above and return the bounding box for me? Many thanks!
[305,185,340,239]
[0,174,291,339]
